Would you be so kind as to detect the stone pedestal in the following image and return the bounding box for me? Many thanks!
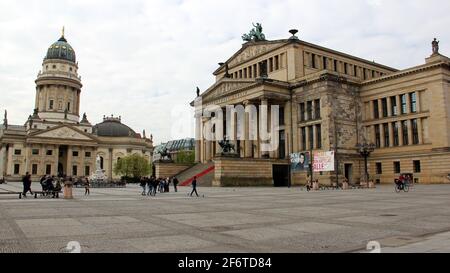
[342,182,349,190]
[64,182,73,199]
[154,161,193,178]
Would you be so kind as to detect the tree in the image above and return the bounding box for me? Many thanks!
[175,150,195,164]
[113,154,151,179]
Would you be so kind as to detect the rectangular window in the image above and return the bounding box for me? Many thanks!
[67,102,71,112]
[375,125,381,148]
[383,123,390,147]
[243,68,247,78]
[381,98,388,117]
[32,164,38,175]
[46,164,52,175]
[72,151,79,157]
[46,150,53,156]
[239,70,242,78]
[85,152,91,158]
[14,149,21,155]
[314,99,321,119]
[363,68,367,80]
[401,94,407,114]
[308,126,314,149]
[344,63,348,74]
[49,100,54,110]
[72,165,78,176]
[333,60,338,72]
[301,127,306,150]
[323,56,327,69]
[316,124,322,149]
[311,54,316,68]
[299,103,305,121]
[390,96,397,116]
[413,160,421,173]
[354,65,358,77]
[279,107,285,125]
[394,161,401,174]
[373,100,379,119]
[85,166,90,176]
[412,119,419,144]
[248,66,252,78]
[14,164,20,175]
[393,122,399,146]
[306,101,312,120]
[402,120,409,145]
[376,162,382,174]
[274,55,279,70]
[32,149,39,155]
[410,92,417,113]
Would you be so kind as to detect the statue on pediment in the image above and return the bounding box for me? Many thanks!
[242,23,266,42]
[432,38,440,55]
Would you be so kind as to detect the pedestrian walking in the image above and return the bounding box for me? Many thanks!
[173,176,179,192]
[190,176,199,197]
[84,177,90,195]
[22,172,33,197]
[147,177,153,196]
[140,177,146,195]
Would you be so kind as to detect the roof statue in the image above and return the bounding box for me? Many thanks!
[3,110,8,129]
[196,87,200,97]
[242,23,266,42]
[432,38,440,55]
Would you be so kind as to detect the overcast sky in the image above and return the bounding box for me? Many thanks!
[0,0,449,144]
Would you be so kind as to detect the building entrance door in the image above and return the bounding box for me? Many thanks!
[344,164,353,183]
[272,164,289,187]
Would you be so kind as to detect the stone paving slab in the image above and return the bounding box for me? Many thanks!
[1,183,450,252]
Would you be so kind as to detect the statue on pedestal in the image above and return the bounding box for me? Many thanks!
[432,38,440,55]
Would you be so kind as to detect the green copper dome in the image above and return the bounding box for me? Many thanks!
[45,35,76,63]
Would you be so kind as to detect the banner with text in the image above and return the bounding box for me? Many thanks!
[313,151,335,172]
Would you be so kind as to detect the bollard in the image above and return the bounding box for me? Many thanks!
[64,182,74,199]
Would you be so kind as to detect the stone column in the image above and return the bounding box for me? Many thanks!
[396,95,401,116]
[398,122,404,146]
[380,124,385,148]
[369,100,374,120]
[417,118,423,144]
[6,144,13,176]
[305,126,310,151]
[387,97,392,117]
[67,146,73,176]
[388,122,394,147]
[408,120,414,145]
[260,98,269,158]
[194,112,202,163]
[378,99,383,118]
[109,148,113,180]
[244,103,252,158]
[54,145,59,176]
[285,101,293,155]
[25,144,31,174]
[406,94,411,114]
[313,125,317,150]
[291,101,299,153]
[205,141,211,161]
[0,144,6,178]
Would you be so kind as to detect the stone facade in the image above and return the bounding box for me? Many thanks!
[0,32,153,181]
[193,28,450,186]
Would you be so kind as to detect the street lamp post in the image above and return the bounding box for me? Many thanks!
[357,143,376,185]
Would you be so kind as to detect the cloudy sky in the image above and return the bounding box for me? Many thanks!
[0,0,449,144]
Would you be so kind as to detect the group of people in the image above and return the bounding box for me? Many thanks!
[139,176,199,197]
[21,173,91,198]
[139,176,179,196]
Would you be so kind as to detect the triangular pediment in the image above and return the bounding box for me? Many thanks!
[215,40,289,74]
[30,125,96,141]
[202,80,255,102]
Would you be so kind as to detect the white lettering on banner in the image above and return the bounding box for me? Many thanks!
[313,151,335,172]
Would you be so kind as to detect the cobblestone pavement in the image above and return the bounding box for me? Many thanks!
[1,182,449,253]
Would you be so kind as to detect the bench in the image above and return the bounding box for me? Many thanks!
[33,191,62,198]
[0,192,23,199]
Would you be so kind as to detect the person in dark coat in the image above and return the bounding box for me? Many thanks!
[190,176,199,197]
[173,177,179,192]
[22,172,33,197]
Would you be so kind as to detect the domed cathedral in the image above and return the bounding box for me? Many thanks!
[0,29,154,181]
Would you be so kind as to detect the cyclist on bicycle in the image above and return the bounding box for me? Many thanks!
[395,175,405,190]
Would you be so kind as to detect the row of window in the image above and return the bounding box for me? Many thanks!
[230,53,285,79]
[300,124,322,150]
[14,164,91,176]
[306,52,385,80]
[375,160,421,174]
[372,92,417,119]
[45,64,74,72]
[299,99,321,122]
[373,119,420,148]
[14,149,92,158]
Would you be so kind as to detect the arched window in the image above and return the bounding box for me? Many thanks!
[100,156,104,169]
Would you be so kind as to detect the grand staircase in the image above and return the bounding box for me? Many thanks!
[176,162,215,187]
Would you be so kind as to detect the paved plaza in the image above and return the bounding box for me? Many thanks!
[0,182,449,253]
